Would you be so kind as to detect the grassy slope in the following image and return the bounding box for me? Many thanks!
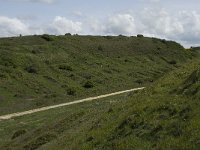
[0,35,193,115]
[0,37,199,149]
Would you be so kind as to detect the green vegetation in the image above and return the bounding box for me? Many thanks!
[0,35,194,115]
[0,35,199,150]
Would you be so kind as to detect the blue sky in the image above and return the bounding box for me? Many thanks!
[0,0,200,47]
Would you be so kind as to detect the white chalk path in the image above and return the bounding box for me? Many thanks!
[0,87,145,120]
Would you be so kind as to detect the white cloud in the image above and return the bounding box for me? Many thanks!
[137,8,200,46]
[0,16,82,37]
[47,16,82,35]
[149,0,160,2]
[6,0,57,4]
[104,14,136,35]
[0,9,200,47]
[36,0,55,3]
[140,8,184,38]
[0,16,31,36]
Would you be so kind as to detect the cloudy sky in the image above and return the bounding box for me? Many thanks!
[0,0,200,47]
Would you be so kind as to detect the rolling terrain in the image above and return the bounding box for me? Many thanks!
[0,35,194,115]
[0,35,199,150]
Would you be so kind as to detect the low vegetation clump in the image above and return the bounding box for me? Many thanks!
[24,133,57,150]
[67,87,76,95]
[137,34,144,38]
[58,64,73,71]
[11,130,26,139]
[83,81,94,89]
[41,34,54,41]
[25,66,38,74]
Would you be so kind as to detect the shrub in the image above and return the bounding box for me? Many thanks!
[83,81,94,88]
[137,34,144,38]
[41,34,54,41]
[161,39,166,44]
[135,79,143,84]
[98,45,103,51]
[0,73,7,79]
[168,60,177,65]
[65,33,71,36]
[59,65,73,71]
[67,88,76,96]
[118,34,125,37]
[12,130,26,139]
[25,66,37,74]
[157,47,161,50]
[24,133,56,150]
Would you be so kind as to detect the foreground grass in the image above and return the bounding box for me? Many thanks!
[0,56,200,150]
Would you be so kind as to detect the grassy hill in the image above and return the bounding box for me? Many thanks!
[0,35,199,150]
[0,35,194,115]
[0,49,199,150]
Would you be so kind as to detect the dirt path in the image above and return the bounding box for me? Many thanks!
[0,87,145,120]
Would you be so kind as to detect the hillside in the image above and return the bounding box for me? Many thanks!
[0,35,194,115]
[0,38,199,149]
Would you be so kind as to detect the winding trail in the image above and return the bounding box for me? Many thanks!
[0,87,145,120]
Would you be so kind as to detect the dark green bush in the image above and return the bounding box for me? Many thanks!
[12,130,26,139]
[98,45,103,51]
[24,133,56,150]
[168,60,177,65]
[25,66,37,74]
[58,65,73,71]
[83,81,94,88]
[161,39,167,44]
[137,34,144,38]
[67,88,76,95]
[41,34,54,41]
[65,33,71,36]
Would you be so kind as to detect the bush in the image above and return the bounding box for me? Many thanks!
[118,34,125,37]
[65,33,71,36]
[83,81,94,88]
[24,133,56,150]
[137,34,144,38]
[161,39,167,44]
[59,65,73,71]
[12,130,26,139]
[98,45,103,51]
[67,88,76,96]
[135,79,143,84]
[169,60,177,65]
[41,34,54,41]
[25,66,37,74]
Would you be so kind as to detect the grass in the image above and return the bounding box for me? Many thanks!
[0,35,194,115]
[0,35,199,150]
[0,56,200,149]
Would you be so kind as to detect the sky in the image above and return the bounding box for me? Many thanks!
[0,0,200,47]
